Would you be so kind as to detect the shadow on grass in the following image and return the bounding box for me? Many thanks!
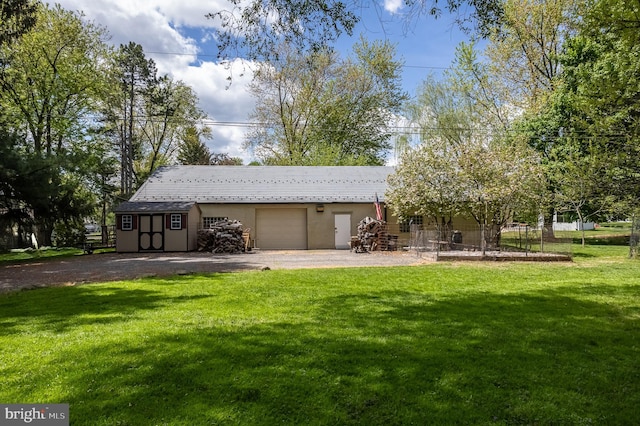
[19,284,638,425]
[0,278,218,335]
[571,251,596,258]
[577,236,630,246]
[0,252,266,293]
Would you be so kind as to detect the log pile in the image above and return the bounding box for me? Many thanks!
[197,220,246,253]
[352,217,390,252]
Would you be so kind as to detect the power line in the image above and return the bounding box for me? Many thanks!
[96,113,636,140]
[144,50,452,72]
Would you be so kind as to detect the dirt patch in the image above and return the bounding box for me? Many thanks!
[0,249,576,294]
[0,250,430,293]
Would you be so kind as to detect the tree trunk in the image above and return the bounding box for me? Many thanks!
[439,216,453,248]
[577,209,586,247]
[34,224,53,247]
[542,207,556,241]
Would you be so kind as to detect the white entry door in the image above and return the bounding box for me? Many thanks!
[334,214,351,249]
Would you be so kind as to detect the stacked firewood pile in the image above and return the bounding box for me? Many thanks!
[197,220,247,253]
[352,217,391,253]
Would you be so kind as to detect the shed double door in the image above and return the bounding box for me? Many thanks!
[139,214,164,251]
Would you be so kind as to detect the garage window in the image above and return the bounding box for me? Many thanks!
[400,215,423,233]
[203,217,227,228]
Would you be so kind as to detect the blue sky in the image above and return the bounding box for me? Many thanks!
[336,2,470,94]
[55,0,473,163]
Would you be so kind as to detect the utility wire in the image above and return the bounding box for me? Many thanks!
[99,115,637,141]
[144,50,451,72]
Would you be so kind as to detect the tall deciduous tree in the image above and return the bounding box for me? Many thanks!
[518,0,640,222]
[387,70,543,248]
[550,139,614,246]
[135,76,207,183]
[206,1,505,62]
[563,0,640,214]
[483,0,583,113]
[246,44,335,164]
[0,4,113,245]
[106,42,155,196]
[246,38,406,165]
[447,0,583,235]
[0,0,37,246]
[0,0,37,46]
[107,43,208,190]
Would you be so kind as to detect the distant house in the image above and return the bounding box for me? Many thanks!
[552,212,595,232]
[114,166,396,252]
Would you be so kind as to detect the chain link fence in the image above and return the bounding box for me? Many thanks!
[393,223,572,261]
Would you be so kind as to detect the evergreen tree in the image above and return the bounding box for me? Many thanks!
[177,127,212,165]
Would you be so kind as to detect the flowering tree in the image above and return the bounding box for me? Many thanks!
[387,71,544,249]
[387,134,543,248]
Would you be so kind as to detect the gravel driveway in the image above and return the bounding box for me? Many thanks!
[0,250,430,293]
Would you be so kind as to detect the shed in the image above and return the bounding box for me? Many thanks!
[114,201,201,252]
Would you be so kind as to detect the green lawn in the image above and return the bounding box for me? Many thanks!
[0,246,114,264]
[0,246,639,424]
[0,247,83,263]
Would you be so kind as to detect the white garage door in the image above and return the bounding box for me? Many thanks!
[256,208,307,249]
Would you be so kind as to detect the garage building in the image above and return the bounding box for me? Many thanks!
[115,166,393,252]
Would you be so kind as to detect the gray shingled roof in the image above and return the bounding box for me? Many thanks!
[114,201,198,213]
[130,166,393,204]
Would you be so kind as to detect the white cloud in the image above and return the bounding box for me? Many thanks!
[53,0,467,166]
[170,59,257,163]
[383,0,404,14]
[56,0,257,163]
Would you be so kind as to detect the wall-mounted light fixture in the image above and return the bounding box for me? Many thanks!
[316,204,324,212]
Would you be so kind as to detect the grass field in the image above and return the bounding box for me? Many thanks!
[0,246,114,264]
[0,245,638,425]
